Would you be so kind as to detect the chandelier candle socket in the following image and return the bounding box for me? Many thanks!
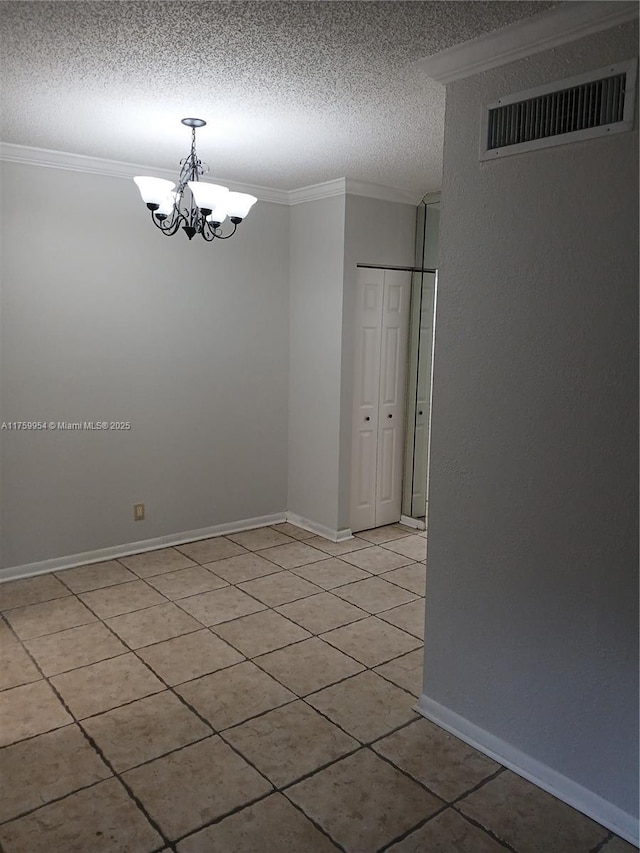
[133,118,257,242]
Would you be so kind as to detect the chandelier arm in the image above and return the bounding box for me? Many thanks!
[200,223,218,242]
[151,207,185,237]
[209,221,239,240]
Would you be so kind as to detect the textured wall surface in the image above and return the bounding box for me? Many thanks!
[0,163,290,568]
[424,20,639,820]
[288,195,346,532]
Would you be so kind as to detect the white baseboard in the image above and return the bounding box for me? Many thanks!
[0,512,287,583]
[416,694,639,847]
[285,512,352,543]
[400,514,426,530]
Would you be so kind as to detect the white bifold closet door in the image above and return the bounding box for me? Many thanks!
[351,267,411,533]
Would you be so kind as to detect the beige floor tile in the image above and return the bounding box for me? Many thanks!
[0,680,73,746]
[307,671,418,742]
[287,748,442,852]
[79,580,167,619]
[0,573,71,611]
[600,838,640,853]
[276,592,368,634]
[24,621,128,676]
[387,808,506,853]
[137,629,244,685]
[303,536,372,556]
[83,690,211,772]
[339,545,415,574]
[177,793,341,853]
[333,577,419,614]
[0,635,41,690]
[123,736,272,841]
[177,537,247,564]
[379,598,425,638]
[258,541,327,569]
[356,525,414,545]
[177,660,294,729]
[321,616,422,667]
[271,522,315,540]
[55,560,136,593]
[382,535,427,562]
[177,586,267,626]
[227,527,296,550]
[119,547,197,577]
[457,770,608,853]
[0,777,162,853]
[0,724,111,822]
[374,648,424,697]
[238,571,322,606]
[224,700,357,787]
[5,596,96,640]
[144,565,228,599]
[205,552,281,583]
[106,602,202,648]
[290,557,371,589]
[373,718,500,802]
[212,609,310,657]
[255,637,364,696]
[380,563,427,595]
[51,652,164,719]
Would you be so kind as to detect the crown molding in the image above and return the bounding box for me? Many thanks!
[0,143,424,206]
[287,177,419,206]
[418,1,639,84]
[287,178,348,205]
[0,142,290,205]
[344,178,422,206]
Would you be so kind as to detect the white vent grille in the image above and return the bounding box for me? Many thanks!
[480,59,637,160]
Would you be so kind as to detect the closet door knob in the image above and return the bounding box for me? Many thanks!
[388,414,393,418]
[365,416,370,421]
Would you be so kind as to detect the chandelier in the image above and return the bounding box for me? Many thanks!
[133,118,257,242]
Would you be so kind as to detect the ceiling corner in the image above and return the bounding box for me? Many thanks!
[417,1,640,85]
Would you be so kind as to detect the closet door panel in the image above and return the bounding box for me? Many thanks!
[350,269,384,532]
[376,270,411,527]
[351,268,410,533]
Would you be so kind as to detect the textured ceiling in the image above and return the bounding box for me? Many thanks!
[1,1,557,193]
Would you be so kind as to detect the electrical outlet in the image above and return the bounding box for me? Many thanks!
[134,503,145,521]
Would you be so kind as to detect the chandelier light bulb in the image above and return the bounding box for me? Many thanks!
[132,118,257,242]
[187,181,229,214]
[133,176,176,208]
[226,192,258,220]
[156,192,178,218]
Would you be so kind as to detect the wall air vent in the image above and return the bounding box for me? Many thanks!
[480,59,637,160]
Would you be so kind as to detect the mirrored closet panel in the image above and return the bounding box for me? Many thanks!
[402,194,440,525]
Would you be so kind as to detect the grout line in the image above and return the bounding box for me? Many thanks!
[0,590,73,613]
[450,765,506,804]
[3,615,98,643]
[588,831,614,853]
[0,621,173,849]
[279,794,351,853]
[450,803,519,853]
[372,662,421,699]
[376,803,451,852]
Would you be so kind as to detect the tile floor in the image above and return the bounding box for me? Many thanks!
[0,522,636,853]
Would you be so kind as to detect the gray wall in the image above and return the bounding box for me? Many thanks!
[287,195,346,533]
[424,22,638,820]
[0,163,290,568]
